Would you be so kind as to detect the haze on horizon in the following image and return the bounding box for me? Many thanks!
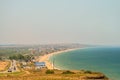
[0,0,120,45]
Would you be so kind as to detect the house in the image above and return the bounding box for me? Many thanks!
[21,62,27,66]
[34,62,46,69]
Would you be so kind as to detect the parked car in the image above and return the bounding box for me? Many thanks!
[8,69,12,72]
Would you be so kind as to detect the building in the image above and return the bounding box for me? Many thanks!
[21,62,27,66]
[34,62,46,69]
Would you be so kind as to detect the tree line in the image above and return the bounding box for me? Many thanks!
[9,54,34,62]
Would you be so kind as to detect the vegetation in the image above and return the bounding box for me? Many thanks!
[0,57,2,60]
[84,70,92,74]
[0,71,25,77]
[9,54,34,62]
[62,70,75,74]
[0,69,109,80]
[46,70,54,74]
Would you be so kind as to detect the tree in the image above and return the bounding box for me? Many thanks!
[24,55,31,62]
[17,54,24,60]
[9,54,24,60]
[0,56,2,60]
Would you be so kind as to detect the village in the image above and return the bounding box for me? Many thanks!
[0,44,82,72]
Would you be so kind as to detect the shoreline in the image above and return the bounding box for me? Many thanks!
[38,48,80,69]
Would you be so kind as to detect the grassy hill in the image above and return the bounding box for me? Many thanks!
[0,68,109,80]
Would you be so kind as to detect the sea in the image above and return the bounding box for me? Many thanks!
[49,47,120,80]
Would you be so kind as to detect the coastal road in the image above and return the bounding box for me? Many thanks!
[8,60,19,72]
[0,60,19,73]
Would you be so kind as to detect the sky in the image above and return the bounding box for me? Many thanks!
[0,0,120,45]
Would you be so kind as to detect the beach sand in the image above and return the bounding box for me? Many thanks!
[38,48,79,69]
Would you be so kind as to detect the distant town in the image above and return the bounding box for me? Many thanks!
[0,43,86,72]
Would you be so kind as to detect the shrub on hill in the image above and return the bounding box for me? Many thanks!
[45,70,54,74]
[84,70,92,74]
[62,70,75,74]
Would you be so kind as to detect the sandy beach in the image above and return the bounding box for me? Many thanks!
[38,48,79,69]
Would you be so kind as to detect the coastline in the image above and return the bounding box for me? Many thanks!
[38,48,80,69]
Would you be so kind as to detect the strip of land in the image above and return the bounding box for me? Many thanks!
[38,48,79,69]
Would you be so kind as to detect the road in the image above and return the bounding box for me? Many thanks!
[0,60,19,73]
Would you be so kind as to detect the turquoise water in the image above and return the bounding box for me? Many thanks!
[49,47,120,80]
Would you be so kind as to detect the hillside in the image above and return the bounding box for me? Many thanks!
[0,69,108,80]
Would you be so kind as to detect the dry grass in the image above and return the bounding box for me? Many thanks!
[0,69,109,80]
[0,61,10,71]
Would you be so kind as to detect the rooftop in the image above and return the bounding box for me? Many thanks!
[35,62,45,66]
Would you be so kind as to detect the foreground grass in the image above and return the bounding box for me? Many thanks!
[0,69,109,80]
[0,71,25,77]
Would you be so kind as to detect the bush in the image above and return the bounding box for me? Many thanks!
[84,70,92,74]
[46,70,54,74]
[62,70,75,74]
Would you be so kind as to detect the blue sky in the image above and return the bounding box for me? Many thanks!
[0,0,120,45]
